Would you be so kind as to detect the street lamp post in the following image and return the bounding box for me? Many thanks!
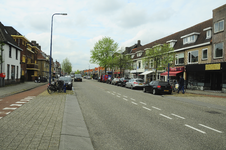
[49,13,67,85]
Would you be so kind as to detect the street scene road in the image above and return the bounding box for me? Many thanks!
[75,79,226,150]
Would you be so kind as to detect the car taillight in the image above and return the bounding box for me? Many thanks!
[134,82,138,84]
[157,85,161,88]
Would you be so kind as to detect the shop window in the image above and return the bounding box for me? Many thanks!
[214,20,224,33]
[214,42,223,58]
[175,53,184,65]
[188,50,198,64]
[202,49,208,60]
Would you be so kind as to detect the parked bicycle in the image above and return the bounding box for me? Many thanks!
[47,80,64,94]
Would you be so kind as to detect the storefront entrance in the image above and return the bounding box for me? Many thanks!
[210,72,222,90]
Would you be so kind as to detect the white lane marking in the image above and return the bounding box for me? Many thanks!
[140,102,147,105]
[131,102,138,105]
[199,124,223,133]
[123,95,128,98]
[143,106,151,111]
[117,93,121,95]
[6,112,11,114]
[3,107,17,110]
[152,106,161,110]
[185,124,206,134]
[130,98,136,101]
[10,104,22,107]
[123,98,128,101]
[117,95,121,98]
[171,113,185,119]
[16,101,26,104]
[160,114,172,119]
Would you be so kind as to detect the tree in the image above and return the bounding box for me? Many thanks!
[61,58,72,74]
[143,43,175,80]
[112,48,132,77]
[90,37,118,74]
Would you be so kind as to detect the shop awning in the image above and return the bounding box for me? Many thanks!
[140,70,154,75]
[160,71,183,76]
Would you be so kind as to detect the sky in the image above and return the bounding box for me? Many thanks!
[1,0,226,71]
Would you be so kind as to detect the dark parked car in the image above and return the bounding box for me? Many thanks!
[118,78,130,87]
[111,78,120,85]
[143,81,172,95]
[59,76,73,90]
[74,74,82,82]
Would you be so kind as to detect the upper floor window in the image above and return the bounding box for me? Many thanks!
[214,42,223,58]
[181,32,199,45]
[202,49,208,60]
[175,53,184,65]
[214,20,224,33]
[188,50,198,64]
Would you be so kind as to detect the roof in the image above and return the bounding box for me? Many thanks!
[0,22,22,50]
[131,19,213,60]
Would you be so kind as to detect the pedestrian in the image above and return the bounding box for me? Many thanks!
[178,75,185,94]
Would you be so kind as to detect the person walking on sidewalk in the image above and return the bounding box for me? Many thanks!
[178,75,185,94]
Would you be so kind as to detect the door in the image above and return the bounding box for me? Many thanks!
[210,72,222,90]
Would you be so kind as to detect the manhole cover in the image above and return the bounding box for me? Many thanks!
[206,110,221,114]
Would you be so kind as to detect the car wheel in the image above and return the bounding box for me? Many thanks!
[143,87,146,93]
[152,89,156,95]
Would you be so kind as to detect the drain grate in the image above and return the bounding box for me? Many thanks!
[206,110,221,114]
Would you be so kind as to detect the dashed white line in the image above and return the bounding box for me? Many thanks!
[171,113,185,119]
[143,106,151,111]
[140,102,147,105]
[152,106,161,110]
[160,114,172,119]
[130,98,136,101]
[16,101,26,104]
[185,124,206,134]
[131,102,138,105]
[10,104,22,107]
[199,124,223,133]
[123,98,128,101]
[3,107,17,110]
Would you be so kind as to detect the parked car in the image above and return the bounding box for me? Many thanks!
[125,78,144,89]
[143,81,172,95]
[74,74,82,82]
[111,78,120,85]
[106,77,114,84]
[118,78,130,87]
[59,76,73,90]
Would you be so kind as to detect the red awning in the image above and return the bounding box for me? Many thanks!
[160,71,183,76]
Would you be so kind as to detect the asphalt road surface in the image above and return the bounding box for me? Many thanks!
[74,79,226,150]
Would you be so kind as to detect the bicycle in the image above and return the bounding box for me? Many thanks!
[47,80,64,94]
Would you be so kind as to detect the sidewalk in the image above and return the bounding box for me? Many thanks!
[0,82,47,98]
[0,82,94,150]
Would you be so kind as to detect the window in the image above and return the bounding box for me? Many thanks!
[188,50,198,64]
[214,42,223,58]
[183,35,198,44]
[202,49,208,60]
[175,53,184,65]
[206,30,211,39]
[214,20,224,33]
[9,46,12,58]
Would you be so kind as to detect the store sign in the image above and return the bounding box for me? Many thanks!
[205,63,221,70]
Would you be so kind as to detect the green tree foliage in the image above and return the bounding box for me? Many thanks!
[0,42,4,64]
[143,43,175,80]
[90,37,118,74]
[112,48,132,77]
[61,58,72,74]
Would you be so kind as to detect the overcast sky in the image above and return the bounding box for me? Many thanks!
[1,0,225,71]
